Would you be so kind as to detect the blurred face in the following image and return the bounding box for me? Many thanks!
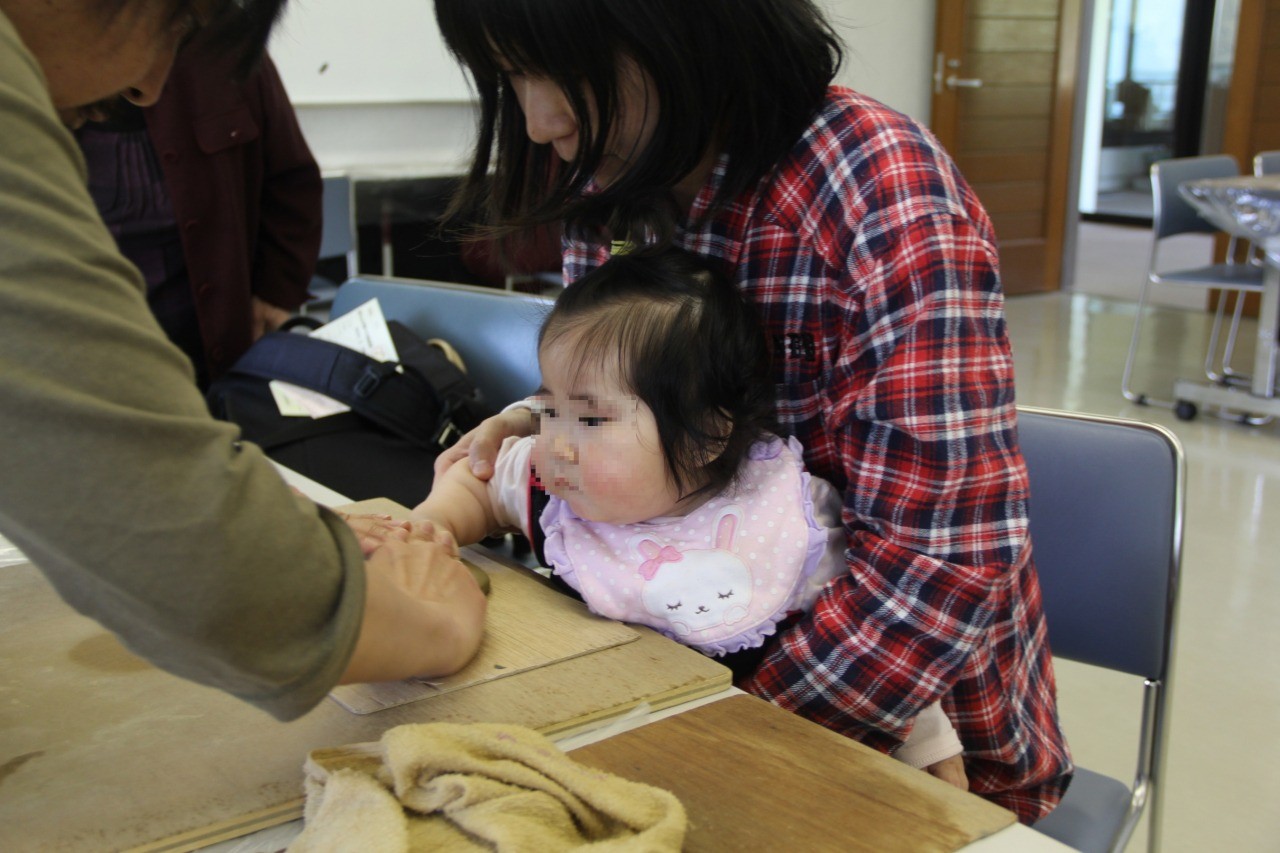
[531,334,693,524]
[4,0,207,122]
[504,57,658,188]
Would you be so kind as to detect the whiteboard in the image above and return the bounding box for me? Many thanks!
[268,0,474,104]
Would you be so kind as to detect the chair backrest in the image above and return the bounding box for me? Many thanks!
[1151,155,1240,240]
[1255,150,1280,176]
[1016,408,1183,681]
[331,276,553,411]
[319,175,356,276]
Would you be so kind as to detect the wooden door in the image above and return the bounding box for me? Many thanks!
[931,0,1083,294]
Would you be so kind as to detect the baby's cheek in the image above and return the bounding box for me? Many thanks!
[577,456,634,500]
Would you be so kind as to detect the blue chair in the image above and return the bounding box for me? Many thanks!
[1018,407,1184,853]
[1120,155,1265,409]
[330,276,552,411]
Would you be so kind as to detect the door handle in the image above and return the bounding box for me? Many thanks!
[934,52,984,94]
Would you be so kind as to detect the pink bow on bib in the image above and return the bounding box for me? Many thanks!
[638,545,683,580]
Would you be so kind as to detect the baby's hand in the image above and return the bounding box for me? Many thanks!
[338,512,412,557]
[925,754,969,791]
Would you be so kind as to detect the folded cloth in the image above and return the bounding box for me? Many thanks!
[289,722,687,852]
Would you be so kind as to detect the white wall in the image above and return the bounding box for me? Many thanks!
[285,1,937,172]
[820,0,936,124]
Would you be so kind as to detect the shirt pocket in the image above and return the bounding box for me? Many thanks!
[194,107,260,154]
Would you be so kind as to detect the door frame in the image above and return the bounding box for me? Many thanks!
[1058,0,1099,294]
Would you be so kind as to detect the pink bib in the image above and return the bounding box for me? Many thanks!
[541,436,830,656]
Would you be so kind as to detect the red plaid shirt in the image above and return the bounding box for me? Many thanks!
[565,87,1072,822]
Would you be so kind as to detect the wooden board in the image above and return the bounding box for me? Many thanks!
[0,554,729,852]
[331,554,639,714]
[332,497,639,712]
[571,695,1017,852]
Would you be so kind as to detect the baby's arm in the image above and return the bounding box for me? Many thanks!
[411,457,503,547]
[893,700,964,771]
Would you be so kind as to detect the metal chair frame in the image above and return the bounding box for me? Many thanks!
[1019,407,1184,853]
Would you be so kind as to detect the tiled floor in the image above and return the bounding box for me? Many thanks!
[1008,223,1280,850]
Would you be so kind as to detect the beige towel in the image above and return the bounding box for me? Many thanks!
[289,722,687,852]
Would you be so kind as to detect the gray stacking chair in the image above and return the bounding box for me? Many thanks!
[1255,150,1280,176]
[329,276,552,411]
[1018,407,1184,853]
[1120,155,1265,409]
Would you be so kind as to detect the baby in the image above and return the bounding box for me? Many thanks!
[415,247,962,772]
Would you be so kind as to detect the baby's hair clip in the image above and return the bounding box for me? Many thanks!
[610,239,636,256]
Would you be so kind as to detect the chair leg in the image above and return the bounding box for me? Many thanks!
[1219,292,1251,383]
[1202,292,1232,384]
[1122,279,1174,409]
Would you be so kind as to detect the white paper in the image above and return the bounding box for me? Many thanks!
[269,380,351,417]
[309,298,399,362]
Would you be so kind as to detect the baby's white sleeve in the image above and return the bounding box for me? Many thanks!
[486,436,535,536]
[893,701,964,769]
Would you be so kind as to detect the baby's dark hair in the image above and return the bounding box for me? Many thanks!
[539,248,776,500]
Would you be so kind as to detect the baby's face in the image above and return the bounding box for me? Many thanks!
[531,339,684,524]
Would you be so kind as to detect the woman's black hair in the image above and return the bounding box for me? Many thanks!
[103,0,287,78]
[434,0,841,247]
[538,248,777,501]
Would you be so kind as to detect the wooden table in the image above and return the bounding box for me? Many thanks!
[0,549,730,852]
[0,472,1069,852]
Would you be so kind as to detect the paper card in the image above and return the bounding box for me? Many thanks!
[269,380,351,418]
[309,298,399,363]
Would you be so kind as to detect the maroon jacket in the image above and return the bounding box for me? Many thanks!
[145,47,322,380]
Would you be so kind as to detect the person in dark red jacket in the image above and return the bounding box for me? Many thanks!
[72,36,321,389]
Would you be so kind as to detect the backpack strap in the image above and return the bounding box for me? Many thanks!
[225,332,445,450]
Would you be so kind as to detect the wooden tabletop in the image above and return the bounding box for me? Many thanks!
[574,694,1016,852]
[0,547,730,852]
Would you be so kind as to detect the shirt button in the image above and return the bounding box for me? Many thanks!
[229,129,240,139]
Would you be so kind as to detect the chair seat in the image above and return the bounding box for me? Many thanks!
[1151,263,1265,289]
[1033,766,1135,853]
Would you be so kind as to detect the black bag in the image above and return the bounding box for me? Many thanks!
[207,319,487,507]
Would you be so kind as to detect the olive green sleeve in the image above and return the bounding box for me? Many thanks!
[0,13,365,721]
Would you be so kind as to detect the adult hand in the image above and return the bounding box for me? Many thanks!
[342,522,487,683]
[925,754,969,791]
[433,407,534,481]
[251,296,293,340]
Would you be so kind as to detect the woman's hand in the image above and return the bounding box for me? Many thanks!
[433,406,534,480]
[925,754,969,791]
